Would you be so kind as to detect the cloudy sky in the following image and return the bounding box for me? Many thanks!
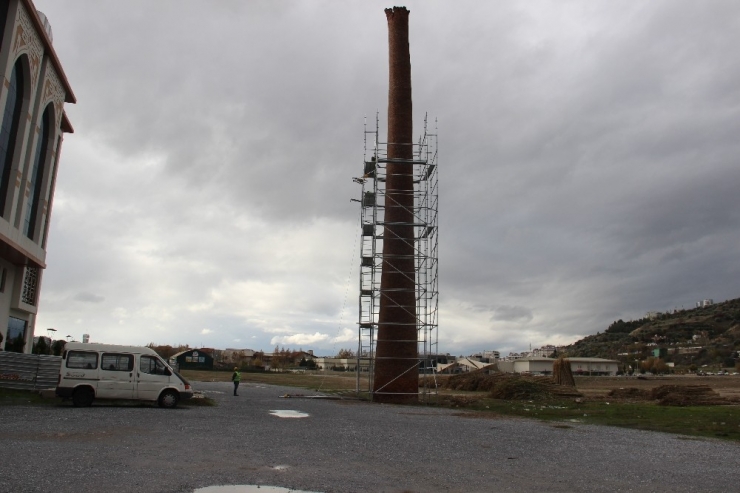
[32,1,740,357]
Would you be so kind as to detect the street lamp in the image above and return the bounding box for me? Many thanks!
[47,328,56,343]
[66,335,72,342]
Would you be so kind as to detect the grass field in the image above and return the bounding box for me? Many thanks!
[181,369,740,441]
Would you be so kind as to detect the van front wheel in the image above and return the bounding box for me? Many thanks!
[72,388,94,407]
[158,390,179,408]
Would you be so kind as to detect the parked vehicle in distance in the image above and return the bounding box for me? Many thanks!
[56,343,193,408]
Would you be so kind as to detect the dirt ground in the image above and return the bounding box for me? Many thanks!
[182,370,740,403]
[573,375,740,401]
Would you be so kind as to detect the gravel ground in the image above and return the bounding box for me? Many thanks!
[1,381,739,493]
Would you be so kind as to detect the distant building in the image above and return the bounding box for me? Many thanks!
[652,347,668,358]
[170,349,214,370]
[501,352,524,362]
[220,348,256,365]
[0,1,75,353]
[436,357,493,374]
[482,350,499,361]
[314,357,370,372]
[497,357,619,376]
[696,299,714,308]
[531,345,557,358]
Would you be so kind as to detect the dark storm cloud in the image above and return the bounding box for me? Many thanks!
[33,0,740,355]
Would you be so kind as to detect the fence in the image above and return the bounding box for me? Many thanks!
[0,352,61,391]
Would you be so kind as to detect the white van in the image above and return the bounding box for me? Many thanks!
[55,342,194,408]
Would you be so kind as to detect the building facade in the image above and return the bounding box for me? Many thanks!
[170,349,214,371]
[497,357,619,376]
[0,1,75,353]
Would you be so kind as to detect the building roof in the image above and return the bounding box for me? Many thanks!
[565,357,620,363]
[437,357,493,372]
[170,349,213,359]
[511,357,619,363]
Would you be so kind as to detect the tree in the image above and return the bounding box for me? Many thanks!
[252,351,265,369]
[651,358,669,375]
[336,348,355,359]
[33,337,50,355]
[51,340,66,356]
[147,343,180,360]
[271,345,282,370]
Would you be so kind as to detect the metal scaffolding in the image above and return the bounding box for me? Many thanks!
[354,113,439,401]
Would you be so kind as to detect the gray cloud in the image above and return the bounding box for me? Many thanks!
[491,306,534,323]
[73,292,105,304]
[33,0,740,356]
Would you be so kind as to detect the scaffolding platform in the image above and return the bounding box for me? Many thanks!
[353,114,439,402]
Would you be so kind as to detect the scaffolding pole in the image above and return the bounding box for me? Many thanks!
[354,113,439,402]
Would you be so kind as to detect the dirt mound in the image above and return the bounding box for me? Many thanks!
[444,371,582,401]
[651,385,728,406]
[607,387,651,400]
[445,371,502,392]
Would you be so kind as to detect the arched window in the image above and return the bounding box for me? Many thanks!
[40,135,62,249]
[0,59,25,217]
[24,105,52,239]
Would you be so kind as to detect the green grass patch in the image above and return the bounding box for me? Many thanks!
[0,388,56,406]
[459,397,740,441]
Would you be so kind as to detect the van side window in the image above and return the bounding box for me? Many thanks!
[101,353,134,372]
[66,351,98,369]
[140,355,166,375]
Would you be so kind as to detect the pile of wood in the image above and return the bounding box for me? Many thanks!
[553,357,576,387]
[607,387,652,400]
[444,370,582,401]
[651,385,729,406]
[445,370,501,392]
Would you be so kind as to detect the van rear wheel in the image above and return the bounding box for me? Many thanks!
[72,388,94,407]
[158,389,179,408]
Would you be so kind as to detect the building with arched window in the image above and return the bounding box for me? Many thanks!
[0,1,75,353]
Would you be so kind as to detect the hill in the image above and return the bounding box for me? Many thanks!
[562,297,740,369]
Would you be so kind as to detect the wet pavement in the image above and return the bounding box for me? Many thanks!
[1,380,739,492]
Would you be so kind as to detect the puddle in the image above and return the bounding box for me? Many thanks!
[269,410,309,419]
[194,486,321,493]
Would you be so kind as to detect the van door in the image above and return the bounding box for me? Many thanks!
[98,353,135,399]
[137,355,170,400]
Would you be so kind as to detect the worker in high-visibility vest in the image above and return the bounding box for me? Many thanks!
[232,367,241,396]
